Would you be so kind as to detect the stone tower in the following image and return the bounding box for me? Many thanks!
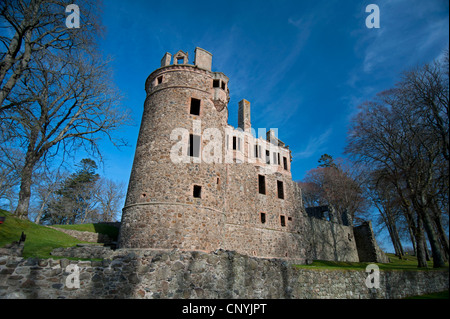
[118,47,231,251]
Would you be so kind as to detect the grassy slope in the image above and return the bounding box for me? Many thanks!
[51,223,119,240]
[0,210,89,258]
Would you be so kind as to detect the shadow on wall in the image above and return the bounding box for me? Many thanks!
[83,249,297,299]
[307,216,359,262]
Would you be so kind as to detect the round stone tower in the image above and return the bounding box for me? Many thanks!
[118,48,231,251]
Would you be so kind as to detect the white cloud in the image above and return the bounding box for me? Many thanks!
[292,127,333,160]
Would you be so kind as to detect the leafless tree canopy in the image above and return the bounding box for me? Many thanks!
[345,50,449,268]
[0,1,132,220]
[298,156,370,224]
[0,0,103,110]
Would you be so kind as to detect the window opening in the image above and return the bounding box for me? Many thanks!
[260,212,266,224]
[193,185,202,198]
[277,180,284,199]
[280,215,286,227]
[190,98,201,116]
[188,134,201,157]
[258,175,266,194]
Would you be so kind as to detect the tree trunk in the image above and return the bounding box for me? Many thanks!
[415,215,428,268]
[420,207,446,267]
[431,202,449,261]
[14,160,36,220]
[14,126,40,220]
[402,204,417,256]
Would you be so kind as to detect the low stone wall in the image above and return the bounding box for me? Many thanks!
[353,221,389,263]
[50,244,113,259]
[47,226,114,244]
[0,241,24,257]
[0,249,448,299]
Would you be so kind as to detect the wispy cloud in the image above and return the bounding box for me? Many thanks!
[355,0,449,75]
[292,127,333,160]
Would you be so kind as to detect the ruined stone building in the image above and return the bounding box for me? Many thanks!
[118,47,387,264]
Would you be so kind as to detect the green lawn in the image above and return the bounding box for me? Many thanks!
[405,290,449,299]
[0,210,89,258]
[295,253,448,271]
[0,210,117,259]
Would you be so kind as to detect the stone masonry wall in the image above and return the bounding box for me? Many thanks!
[306,217,360,262]
[353,221,390,263]
[1,249,448,299]
[47,226,114,244]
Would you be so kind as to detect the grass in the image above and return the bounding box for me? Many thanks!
[295,253,449,271]
[0,210,88,259]
[405,290,449,299]
[0,209,117,259]
[51,223,119,241]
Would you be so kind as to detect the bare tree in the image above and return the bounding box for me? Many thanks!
[0,0,102,110]
[30,167,67,224]
[345,53,448,267]
[95,177,125,222]
[368,169,405,258]
[0,146,22,200]
[1,47,131,220]
[299,156,370,224]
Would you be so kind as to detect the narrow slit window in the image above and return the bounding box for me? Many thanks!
[190,98,201,116]
[221,81,226,90]
[277,180,284,199]
[266,150,270,164]
[280,215,286,227]
[258,174,266,195]
[283,157,288,170]
[260,212,266,224]
[193,185,202,198]
[254,144,259,158]
[233,136,237,150]
[188,134,201,158]
[277,153,281,166]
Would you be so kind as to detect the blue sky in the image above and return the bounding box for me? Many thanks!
[92,0,448,248]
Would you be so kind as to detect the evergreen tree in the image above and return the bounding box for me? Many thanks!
[42,159,99,224]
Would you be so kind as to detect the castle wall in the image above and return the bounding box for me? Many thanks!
[306,217,359,262]
[1,250,448,299]
[354,221,389,263]
[222,163,308,261]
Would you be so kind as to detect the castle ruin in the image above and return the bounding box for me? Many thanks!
[118,47,387,264]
